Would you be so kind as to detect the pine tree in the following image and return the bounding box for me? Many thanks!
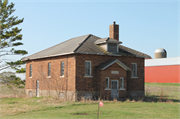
[0,0,27,72]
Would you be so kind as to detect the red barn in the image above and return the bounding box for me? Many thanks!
[145,57,180,83]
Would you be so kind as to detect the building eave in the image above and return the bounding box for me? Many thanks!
[21,52,75,61]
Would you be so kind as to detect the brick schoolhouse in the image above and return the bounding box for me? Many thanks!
[22,22,151,100]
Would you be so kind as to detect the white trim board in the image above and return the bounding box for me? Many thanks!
[101,59,130,71]
[145,57,180,67]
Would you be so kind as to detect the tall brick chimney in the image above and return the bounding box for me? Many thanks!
[109,21,119,41]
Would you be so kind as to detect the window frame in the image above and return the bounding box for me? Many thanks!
[106,77,109,88]
[48,62,51,77]
[107,43,119,53]
[119,77,125,90]
[85,61,91,76]
[29,64,32,77]
[60,61,64,77]
[131,63,138,78]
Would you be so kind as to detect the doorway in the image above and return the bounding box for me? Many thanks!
[111,80,118,99]
[36,80,39,97]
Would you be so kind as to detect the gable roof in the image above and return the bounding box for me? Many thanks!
[22,34,90,61]
[119,45,151,58]
[99,59,131,71]
[22,34,151,61]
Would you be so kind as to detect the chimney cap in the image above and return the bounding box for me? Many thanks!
[113,21,116,24]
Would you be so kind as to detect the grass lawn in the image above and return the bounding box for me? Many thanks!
[0,83,180,118]
[1,99,180,119]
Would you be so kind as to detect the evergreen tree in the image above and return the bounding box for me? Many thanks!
[0,0,27,72]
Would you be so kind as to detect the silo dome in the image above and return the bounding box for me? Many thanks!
[154,48,167,59]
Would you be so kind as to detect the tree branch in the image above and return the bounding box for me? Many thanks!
[0,65,11,71]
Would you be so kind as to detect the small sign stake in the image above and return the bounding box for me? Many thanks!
[97,101,103,119]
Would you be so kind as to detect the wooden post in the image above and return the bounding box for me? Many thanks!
[97,102,99,119]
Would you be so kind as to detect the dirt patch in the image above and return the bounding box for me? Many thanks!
[8,102,18,104]
[72,113,89,115]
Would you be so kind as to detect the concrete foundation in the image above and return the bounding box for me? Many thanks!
[26,89,144,100]
[26,89,100,101]
[25,89,76,101]
[126,91,145,98]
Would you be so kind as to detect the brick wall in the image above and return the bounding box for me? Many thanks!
[109,22,119,41]
[75,54,144,98]
[25,54,76,93]
[25,53,144,99]
[99,63,127,100]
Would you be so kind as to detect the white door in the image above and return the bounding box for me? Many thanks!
[36,80,39,97]
[111,80,118,99]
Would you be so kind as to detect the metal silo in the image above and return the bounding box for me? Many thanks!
[154,48,167,59]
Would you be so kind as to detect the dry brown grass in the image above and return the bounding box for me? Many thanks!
[0,84,26,98]
[145,83,180,103]
[113,98,117,102]
[131,99,136,102]
[0,96,71,117]
[0,101,39,116]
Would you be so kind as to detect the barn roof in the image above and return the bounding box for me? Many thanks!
[22,34,151,61]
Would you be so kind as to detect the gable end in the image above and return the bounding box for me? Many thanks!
[99,59,130,71]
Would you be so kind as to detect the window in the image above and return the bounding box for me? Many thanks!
[85,61,91,76]
[108,43,118,53]
[48,63,51,76]
[131,63,137,77]
[106,77,109,88]
[120,77,124,89]
[29,65,32,77]
[61,61,64,76]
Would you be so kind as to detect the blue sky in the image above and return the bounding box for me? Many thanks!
[2,0,180,76]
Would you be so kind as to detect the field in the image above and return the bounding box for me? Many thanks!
[0,83,180,118]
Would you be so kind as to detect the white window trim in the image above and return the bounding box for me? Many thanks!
[85,61,91,76]
[131,63,138,78]
[131,77,138,78]
[119,77,125,90]
[105,77,110,90]
[84,75,93,78]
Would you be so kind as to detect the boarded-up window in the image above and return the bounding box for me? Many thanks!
[61,61,64,76]
[28,91,32,97]
[131,63,137,77]
[108,43,117,52]
[29,65,32,77]
[48,63,51,76]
